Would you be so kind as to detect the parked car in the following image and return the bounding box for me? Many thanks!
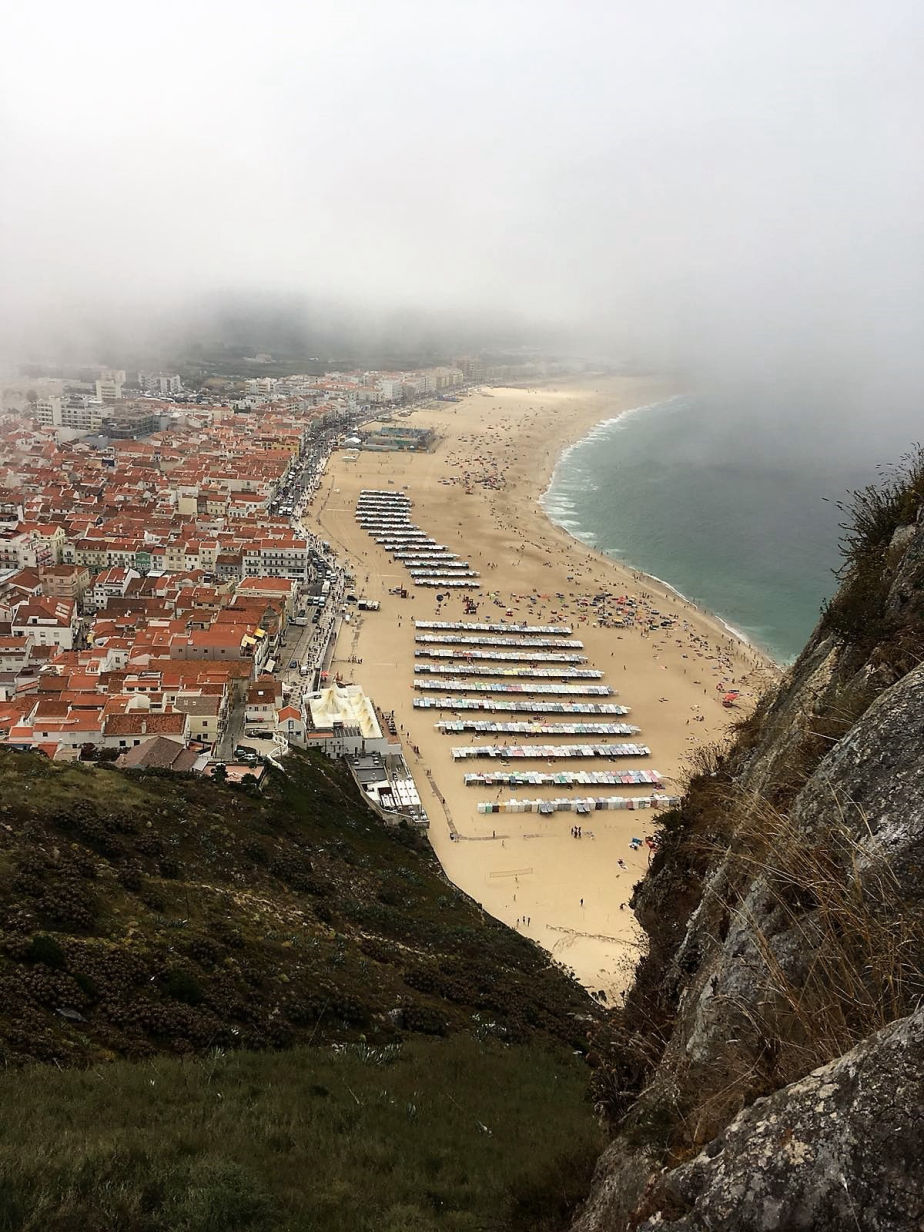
[288,659,298,669]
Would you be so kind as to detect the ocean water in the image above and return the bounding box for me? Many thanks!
[542,396,873,665]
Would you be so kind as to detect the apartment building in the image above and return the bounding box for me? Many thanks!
[40,564,92,602]
[96,370,125,402]
[11,597,78,649]
[34,392,105,433]
[241,538,314,583]
[138,372,182,396]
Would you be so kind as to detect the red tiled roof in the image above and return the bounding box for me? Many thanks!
[104,712,187,736]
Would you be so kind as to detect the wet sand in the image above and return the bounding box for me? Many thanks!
[304,376,778,998]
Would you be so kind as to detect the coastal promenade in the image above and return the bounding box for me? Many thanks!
[304,376,777,997]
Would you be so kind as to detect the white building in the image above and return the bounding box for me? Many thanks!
[96,370,125,401]
[87,566,140,612]
[304,683,390,756]
[138,372,182,395]
[241,538,314,583]
[12,597,78,649]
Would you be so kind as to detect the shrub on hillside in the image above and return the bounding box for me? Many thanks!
[23,934,66,969]
[163,967,204,1006]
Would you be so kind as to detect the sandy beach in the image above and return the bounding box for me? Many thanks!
[304,376,778,998]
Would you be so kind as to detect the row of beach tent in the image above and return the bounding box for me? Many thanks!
[476,795,679,815]
[413,697,630,714]
[408,568,481,579]
[375,538,439,548]
[415,634,584,649]
[436,720,639,736]
[464,769,663,787]
[372,534,438,543]
[357,516,415,525]
[395,550,461,559]
[413,579,481,588]
[450,743,651,760]
[416,648,586,663]
[414,680,613,695]
[416,620,573,635]
[413,664,603,678]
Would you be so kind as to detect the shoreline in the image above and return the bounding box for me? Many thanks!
[302,375,780,997]
[538,395,782,668]
[501,381,780,679]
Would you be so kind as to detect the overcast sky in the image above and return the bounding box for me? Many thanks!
[2,0,923,396]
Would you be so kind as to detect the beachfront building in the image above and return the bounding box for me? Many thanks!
[241,537,314,584]
[304,683,389,756]
[358,425,434,452]
[351,751,428,828]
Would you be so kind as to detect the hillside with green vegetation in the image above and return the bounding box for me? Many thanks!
[0,1036,600,1232]
[0,748,595,1065]
[0,748,602,1230]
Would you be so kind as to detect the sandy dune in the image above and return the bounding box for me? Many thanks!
[304,377,777,998]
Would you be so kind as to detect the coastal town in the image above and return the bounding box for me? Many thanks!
[0,363,771,993]
[0,361,517,813]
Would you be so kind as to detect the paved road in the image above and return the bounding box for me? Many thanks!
[215,689,248,760]
[209,421,355,766]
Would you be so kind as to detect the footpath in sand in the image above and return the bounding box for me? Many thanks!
[304,376,778,999]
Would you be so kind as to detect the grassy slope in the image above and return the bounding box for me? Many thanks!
[0,1035,600,1232]
[0,749,602,1229]
[0,748,595,1066]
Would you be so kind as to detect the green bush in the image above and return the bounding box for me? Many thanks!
[23,934,65,970]
[163,968,204,1006]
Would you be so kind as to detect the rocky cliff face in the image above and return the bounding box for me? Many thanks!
[632,1006,923,1232]
[574,495,924,1230]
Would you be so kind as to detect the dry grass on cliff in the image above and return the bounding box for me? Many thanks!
[702,791,924,1087]
[821,444,924,665]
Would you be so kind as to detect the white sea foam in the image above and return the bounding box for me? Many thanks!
[628,568,758,650]
[538,395,765,657]
[540,395,688,511]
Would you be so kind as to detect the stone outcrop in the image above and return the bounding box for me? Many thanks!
[635,1007,923,1231]
[573,505,924,1230]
